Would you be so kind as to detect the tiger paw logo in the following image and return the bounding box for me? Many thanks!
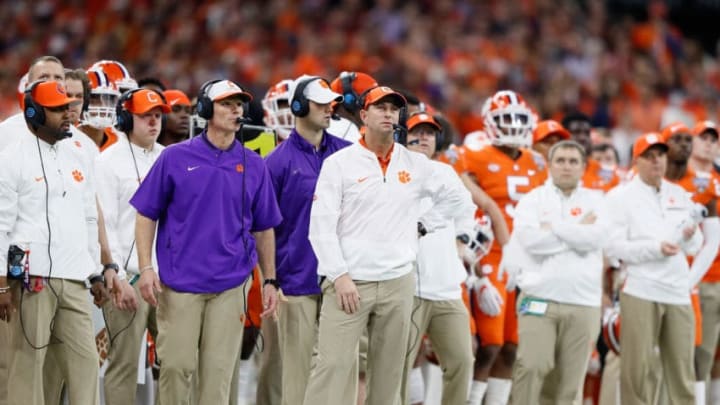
[72,170,84,182]
[398,170,411,184]
[570,207,582,216]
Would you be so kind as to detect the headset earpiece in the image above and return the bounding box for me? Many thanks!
[114,88,168,134]
[339,71,359,112]
[290,76,321,118]
[196,79,222,120]
[115,89,140,133]
[24,81,46,129]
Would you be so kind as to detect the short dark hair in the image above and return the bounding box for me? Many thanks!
[562,111,591,129]
[138,77,167,91]
[591,143,620,164]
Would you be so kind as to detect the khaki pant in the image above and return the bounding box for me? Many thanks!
[256,314,282,405]
[401,297,473,405]
[697,282,720,380]
[511,297,600,405]
[598,351,620,405]
[8,279,99,405]
[103,281,157,405]
[156,279,249,405]
[619,292,694,405]
[303,272,415,405]
[0,321,8,405]
[278,294,320,405]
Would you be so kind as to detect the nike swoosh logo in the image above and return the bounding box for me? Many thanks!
[187,166,200,171]
[34,176,44,182]
[358,176,369,183]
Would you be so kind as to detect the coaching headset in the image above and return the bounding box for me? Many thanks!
[290,76,334,118]
[115,88,168,133]
[24,80,73,140]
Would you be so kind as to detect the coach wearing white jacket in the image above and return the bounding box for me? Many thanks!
[510,140,608,404]
[606,133,703,405]
[304,87,475,405]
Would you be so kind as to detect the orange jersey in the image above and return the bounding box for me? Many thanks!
[456,144,547,240]
[666,168,720,282]
[100,127,120,152]
[582,158,621,193]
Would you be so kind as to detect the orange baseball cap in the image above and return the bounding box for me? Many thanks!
[533,120,571,143]
[633,132,668,158]
[407,113,441,132]
[163,89,191,107]
[660,122,692,141]
[29,81,79,107]
[330,72,379,98]
[693,120,718,138]
[125,89,171,114]
[362,86,406,109]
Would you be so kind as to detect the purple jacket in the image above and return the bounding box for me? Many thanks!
[265,130,351,295]
[130,133,282,293]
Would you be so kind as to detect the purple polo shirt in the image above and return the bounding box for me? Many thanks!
[265,130,351,295]
[130,132,282,293]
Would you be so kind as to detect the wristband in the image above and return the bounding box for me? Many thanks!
[263,278,280,289]
[139,265,154,274]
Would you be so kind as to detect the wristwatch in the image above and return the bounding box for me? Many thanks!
[263,278,280,289]
[102,262,119,276]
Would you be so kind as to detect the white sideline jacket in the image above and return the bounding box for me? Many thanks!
[95,140,163,274]
[513,180,608,307]
[605,177,703,304]
[309,142,475,282]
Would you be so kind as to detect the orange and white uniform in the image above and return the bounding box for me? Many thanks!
[582,158,621,193]
[456,144,547,346]
[668,168,720,346]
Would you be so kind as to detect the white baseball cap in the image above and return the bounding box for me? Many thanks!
[290,75,343,105]
[207,80,253,102]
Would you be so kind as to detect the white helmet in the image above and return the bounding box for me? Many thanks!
[262,79,295,139]
[481,90,534,148]
[82,69,120,129]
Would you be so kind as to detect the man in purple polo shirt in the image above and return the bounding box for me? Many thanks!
[130,79,282,405]
[265,75,350,404]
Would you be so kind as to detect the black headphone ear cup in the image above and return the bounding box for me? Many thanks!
[197,80,221,120]
[340,72,359,112]
[24,82,46,128]
[115,89,140,133]
[290,77,312,118]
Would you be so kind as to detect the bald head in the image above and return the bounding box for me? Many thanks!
[28,56,64,82]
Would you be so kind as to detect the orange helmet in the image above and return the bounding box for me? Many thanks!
[261,79,295,139]
[330,71,378,113]
[89,60,137,92]
[481,90,534,148]
[601,307,621,355]
[82,69,120,129]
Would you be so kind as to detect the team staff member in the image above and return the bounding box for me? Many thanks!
[562,112,621,192]
[606,133,703,405]
[0,81,100,405]
[131,79,282,404]
[265,75,349,404]
[95,88,169,405]
[304,86,475,404]
[399,112,475,405]
[159,89,192,146]
[511,140,608,404]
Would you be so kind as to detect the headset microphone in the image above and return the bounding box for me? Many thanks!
[331,113,340,121]
[236,117,252,124]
